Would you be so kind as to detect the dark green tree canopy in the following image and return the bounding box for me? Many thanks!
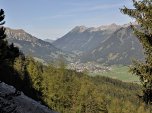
[0,9,20,63]
[121,0,152,104]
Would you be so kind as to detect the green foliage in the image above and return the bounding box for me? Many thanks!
[26,57,43,92]
[121,0,152,104]
[22,59,151,113]
[0,10,41,101]
[0,9,21,86]
[0,26,19,64]
[39,64,107,113]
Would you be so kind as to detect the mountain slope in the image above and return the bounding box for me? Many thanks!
[53,24,120,55]
[5,27,75,63]
[53,23,144,65]
[80,26,144,65]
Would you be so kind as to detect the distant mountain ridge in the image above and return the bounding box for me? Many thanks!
[5,27,75,63]
[53,23,144,65]
[53,24,121,55]
[5,23,144,65]
[80,26,144,65]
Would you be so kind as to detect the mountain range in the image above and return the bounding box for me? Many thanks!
[5,23,144,65]
[53,24,121,55]
[53,23,144,65]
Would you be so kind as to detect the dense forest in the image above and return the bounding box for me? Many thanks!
[0,0,152,112]
[1,51,152,113]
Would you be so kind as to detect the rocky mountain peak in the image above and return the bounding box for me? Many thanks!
[5,27,39,43]
[6,27,25,34]
[98,23,121,31]
[70,24,121,33]
[71,26,87,33]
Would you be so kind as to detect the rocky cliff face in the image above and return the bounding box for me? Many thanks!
[0,82,58,113]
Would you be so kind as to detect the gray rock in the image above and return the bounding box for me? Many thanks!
[0,82,58,113]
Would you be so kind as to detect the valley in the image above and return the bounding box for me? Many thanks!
[6,23,144,66]
[1,0,152,112]
[67,62,139,83]
[5,24,144,83]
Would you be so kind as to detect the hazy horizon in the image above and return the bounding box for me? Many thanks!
[0,0,134,40]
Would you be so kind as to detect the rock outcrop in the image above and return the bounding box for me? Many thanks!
[0,82,58,113]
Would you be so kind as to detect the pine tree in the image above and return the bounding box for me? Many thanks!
[0,9,19,64]
[0,9,7,62]
[121,0,152,104]
[0,9,23,90]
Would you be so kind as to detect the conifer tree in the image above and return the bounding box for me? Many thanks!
[121,0,152,104]
[0,9,22,89]
[0,9,7,62]
[0,9,19,64]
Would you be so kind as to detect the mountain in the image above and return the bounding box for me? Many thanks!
[53,23,144,65]
[5,27,75,63]
[0,82,57,113]
[5,24,144,65]
[44,39,55,43]
[80,25,144,65]
[53,24,121,55]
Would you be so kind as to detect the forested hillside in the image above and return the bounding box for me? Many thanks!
[9,57,152,113]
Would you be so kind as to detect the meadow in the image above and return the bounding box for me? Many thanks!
[90,66,139,83]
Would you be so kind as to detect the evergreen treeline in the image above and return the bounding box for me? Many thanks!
[10,57,152,113]
[121,0,152,104]
[0,9,40,101]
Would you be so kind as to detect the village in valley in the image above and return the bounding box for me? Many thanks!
[67,62,112,73]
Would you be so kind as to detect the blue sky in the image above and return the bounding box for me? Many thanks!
[0,0,134,40]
